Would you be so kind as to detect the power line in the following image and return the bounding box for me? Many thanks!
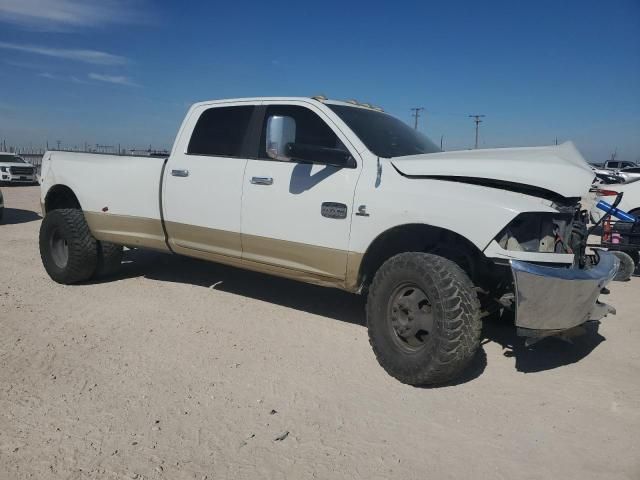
[410,107,425,130]
[468,114,485,149]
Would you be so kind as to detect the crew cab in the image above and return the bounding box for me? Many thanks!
[603,160,637,171]
[38,97,619,385]
[0,152,37,184]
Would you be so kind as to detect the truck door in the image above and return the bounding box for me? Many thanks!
[241,101,361,282]
[162,102,256,260]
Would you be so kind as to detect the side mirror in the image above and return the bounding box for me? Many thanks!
[266,115,296,161]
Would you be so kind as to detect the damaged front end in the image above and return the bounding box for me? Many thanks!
[488,200,619,343]
[510,250,618,341]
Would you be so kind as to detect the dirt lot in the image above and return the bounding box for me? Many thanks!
[1,185,639,479]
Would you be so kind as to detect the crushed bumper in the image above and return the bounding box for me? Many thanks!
[510,250,619,336]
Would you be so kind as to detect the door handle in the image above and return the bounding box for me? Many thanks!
[250,176,273,186]
[171,169,189,177]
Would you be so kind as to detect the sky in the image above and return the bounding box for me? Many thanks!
[0,0,638,163]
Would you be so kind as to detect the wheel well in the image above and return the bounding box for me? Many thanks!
[357,224,487,291]
[45,185,81,212]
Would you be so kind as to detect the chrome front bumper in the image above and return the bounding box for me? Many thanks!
[511,250,619,335]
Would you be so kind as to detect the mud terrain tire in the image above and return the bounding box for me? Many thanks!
[366,252,482,386]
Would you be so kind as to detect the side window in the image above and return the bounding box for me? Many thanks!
[608,162,619,169]
[188,105,255,157]
[259,105,345,159]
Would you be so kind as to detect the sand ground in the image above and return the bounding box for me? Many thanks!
[1,185,639,479]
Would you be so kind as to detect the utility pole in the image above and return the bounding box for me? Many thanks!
[410,107,425,130]
[440,135,444,150]
[56,140,61,150]
[468,114,485,149]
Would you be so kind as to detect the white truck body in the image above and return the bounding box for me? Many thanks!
[40,98,595,273]
[39,96,618,349]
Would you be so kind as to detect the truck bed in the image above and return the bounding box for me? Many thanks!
[41,151,169,250]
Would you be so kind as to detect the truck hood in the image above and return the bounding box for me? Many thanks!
[390,142,595,199]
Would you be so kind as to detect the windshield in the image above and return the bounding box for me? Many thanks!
[0,155,25,163]
[328,104,440,158]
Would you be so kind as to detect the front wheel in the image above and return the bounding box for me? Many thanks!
[366,252,482,386]
[39,209,98,284]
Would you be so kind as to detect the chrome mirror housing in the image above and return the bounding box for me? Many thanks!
[266,115,296,161]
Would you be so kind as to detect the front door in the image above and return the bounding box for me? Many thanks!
[163,102,256,259]
[241,101,361,281]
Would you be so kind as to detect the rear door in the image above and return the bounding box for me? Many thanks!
[162,102,257,259]
[241,101,361,281]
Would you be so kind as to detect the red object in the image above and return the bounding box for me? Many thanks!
[596,189,619,197]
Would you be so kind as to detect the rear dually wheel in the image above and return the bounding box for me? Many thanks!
[39,208,97,284]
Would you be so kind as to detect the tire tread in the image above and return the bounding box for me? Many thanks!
[366,252,482,385]
[39,208,97,284]
[95,241,123,278]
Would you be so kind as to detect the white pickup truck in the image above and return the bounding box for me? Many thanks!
[0,152,37,184]
[39,96,619,385]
